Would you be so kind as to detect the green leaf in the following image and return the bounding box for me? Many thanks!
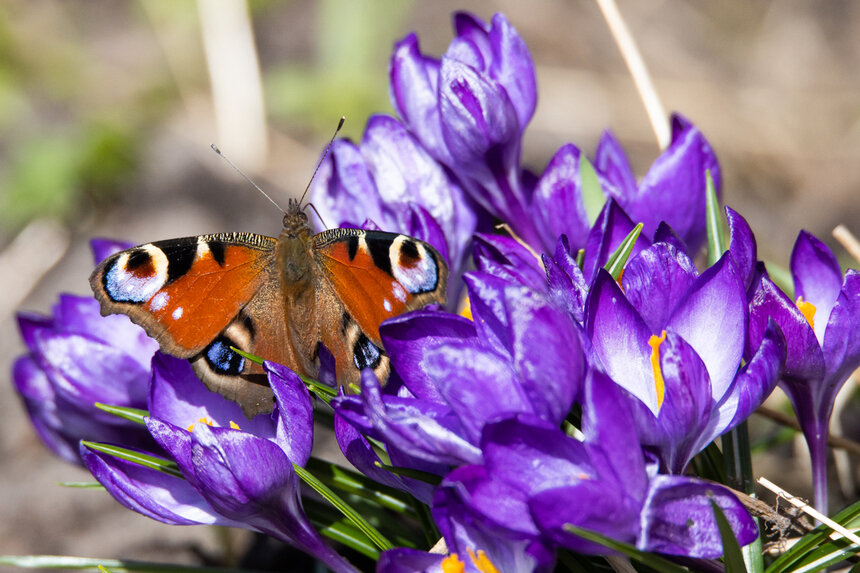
[317,519,380,560]
[81,442,183,479]
[298,374,338,402]
[785,533,860,573]
[59,482,105,489]
[710,499,748,573]
[766,497,860,573]
[603,223,643,280]
[705,169,727,267]
[580,155,606,227]
[229,347,263,365]
[293,463,393,551]
[0,555,251,572]
[372,461,442,486]
[562,526,689,573]
[305,457,413,514]
[94,403,149,425]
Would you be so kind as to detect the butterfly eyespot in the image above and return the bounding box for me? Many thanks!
[353,333,383,370]
[103,245,170,303]
[205,336,245,375]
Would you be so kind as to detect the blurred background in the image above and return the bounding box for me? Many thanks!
[1,0,859,568]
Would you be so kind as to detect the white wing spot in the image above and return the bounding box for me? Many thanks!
[149,291,169,311]
[172,307,184,320]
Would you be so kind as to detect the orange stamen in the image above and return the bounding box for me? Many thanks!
[441,554,466,573]
[796,296,816,329]
[467,548,501,573]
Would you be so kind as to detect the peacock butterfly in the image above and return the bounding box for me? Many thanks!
[89,197,448,417]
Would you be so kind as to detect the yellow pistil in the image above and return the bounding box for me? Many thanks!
[649,330,668,410]
[467,548,501,573]
[615,268,625,291]
[796,296,816,328]
[441,554,466,573]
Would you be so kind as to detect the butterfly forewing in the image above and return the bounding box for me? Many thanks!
[90,234,277,358]
[311,229,448,343]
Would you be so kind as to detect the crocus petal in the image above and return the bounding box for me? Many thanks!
[389,34,449,163]
[81,444,235,526]
[583,200,649,283]
[314,138,387,229]
[667,254,746,400]
[435,466,554,571]
[585,271,657,412]
[484,12,537,130]
[334,414,436,505]
[530,480,640,555]
[472,234,545,290]
[582,370,648,500]
[637,331,713,475]
[381,309,477,402]
[505,286,584,423]
[726,207,757,292]
[52,294,157,369]
[464,271,515,355]
[819,270,860,400]
[791,231,843,343]
[748,272,825,380]
[265,361,314,465]
[13,356,79,463]
[638,474,758,558]
[621,242,698,334]
[189,425,360,573]
[481,415,593,495]
[531,144,590,250]
[594,129,636,198]
[377,548,444,573]
[148,353,279,448]
[426,342,530,444]
[625,117,720,251]
[34,330,150,407]
[439,57,519,163]
[713,319,784,440]
[16,312,53,352]
[543,235,588,324]
[339,370,483,466]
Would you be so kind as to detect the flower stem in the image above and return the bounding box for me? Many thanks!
[807,427,830,515]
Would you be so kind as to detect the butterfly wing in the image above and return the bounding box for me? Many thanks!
[90,233,293,417]
[311,228,448,386]
[90,233,278,357]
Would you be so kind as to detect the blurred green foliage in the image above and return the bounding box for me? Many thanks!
[0,0,413,242]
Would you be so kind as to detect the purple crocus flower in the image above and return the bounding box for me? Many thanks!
[595,114,721,254]
[439,371,758,561]
[390,12,542,249]
[748,231,860,512]
[82,354,359,573]
[12,239,157,463]
[584,236,784,473]
[310,114,480,305]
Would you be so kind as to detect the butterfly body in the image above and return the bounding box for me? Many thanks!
[90,199,448,416]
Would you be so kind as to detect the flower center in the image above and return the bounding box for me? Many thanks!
[796,296,816,328]
[187,418,241,432]
[440,549,500,573]
[648,330,667,410]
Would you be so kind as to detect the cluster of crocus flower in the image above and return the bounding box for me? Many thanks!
[12,10,860,573]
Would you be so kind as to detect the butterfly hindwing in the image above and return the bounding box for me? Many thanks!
[90,233,277,358]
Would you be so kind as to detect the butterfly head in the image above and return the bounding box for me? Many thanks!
[282,198,311,239]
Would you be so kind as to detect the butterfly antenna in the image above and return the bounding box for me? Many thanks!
[305,202,329,229]
[298,116,345,206]
[210,144,286,215]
